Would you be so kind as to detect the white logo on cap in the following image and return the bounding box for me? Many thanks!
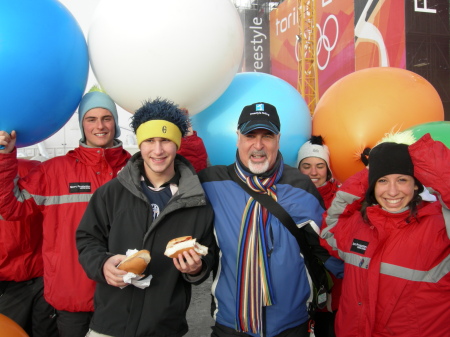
[256,104,264,111]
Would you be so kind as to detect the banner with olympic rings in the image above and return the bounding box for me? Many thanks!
[316,0,355,96]
[268,0,447,119]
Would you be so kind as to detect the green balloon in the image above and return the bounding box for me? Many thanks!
[406,121,450,148]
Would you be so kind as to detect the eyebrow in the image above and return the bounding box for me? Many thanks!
[85,115,113,119]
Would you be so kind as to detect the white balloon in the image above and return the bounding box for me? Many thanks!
[88,0,244,115]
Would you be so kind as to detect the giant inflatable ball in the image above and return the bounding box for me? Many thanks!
[312,67,444,183]
[406,121,450,149]
[192,72,312,166]
[0,0,88,148]
[0,314,29,337]
[88,0,243,115]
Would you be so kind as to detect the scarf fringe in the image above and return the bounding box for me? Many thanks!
[234,162,283,333]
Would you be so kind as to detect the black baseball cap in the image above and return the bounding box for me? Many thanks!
[237,102,280,135]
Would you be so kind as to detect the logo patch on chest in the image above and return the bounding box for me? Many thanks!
[69,182,91,193]
[350,239,369,254]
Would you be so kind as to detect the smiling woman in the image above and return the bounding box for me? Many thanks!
[297,135,334,190]
[373,174,417,212]
[362,135,424,220]
[296,134,342,336]
[320,131,450,337]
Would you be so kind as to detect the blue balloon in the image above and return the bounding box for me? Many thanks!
[0,0,88,148]
[192,72,311,167]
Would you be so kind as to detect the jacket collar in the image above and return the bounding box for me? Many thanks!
[68,139,130,169]
[118,152,205,203]
[366,200,441,230]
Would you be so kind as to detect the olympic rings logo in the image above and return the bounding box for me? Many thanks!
[316,15,339,70]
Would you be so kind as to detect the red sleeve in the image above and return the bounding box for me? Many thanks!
[0,150,41,221]
[17,158,41,177]
[320,169,369,257]
[409,133,450,207]
[177,131,208,172]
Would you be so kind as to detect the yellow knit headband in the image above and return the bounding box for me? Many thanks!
[136,120,182,148]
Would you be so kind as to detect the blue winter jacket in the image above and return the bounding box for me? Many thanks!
[199,159,342,337]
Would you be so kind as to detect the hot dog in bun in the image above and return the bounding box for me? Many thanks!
[117,249,151,274]
[164,236,208,259]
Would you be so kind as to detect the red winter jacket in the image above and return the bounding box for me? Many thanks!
[0,143,130,312]
[318,179,340,210]
[321,134,450,337]
[177,131,208,172]
[0,159,42,282]
[317,178,342,312]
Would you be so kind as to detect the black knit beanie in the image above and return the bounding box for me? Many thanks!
[366,142,423,200]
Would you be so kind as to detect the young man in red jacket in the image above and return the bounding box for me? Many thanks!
[0,87,131,337]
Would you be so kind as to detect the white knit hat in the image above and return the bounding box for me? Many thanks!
[296,135,331,170]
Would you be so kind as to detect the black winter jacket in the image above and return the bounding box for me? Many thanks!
[76,153,215,337]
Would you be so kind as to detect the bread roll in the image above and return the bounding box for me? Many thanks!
[164,236,208,258]
[117,249,151,274]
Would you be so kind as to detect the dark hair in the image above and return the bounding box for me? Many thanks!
[130,98,190,137]
[361,177,423,223]
[302,135,332,181]
[309,135,325,146]
[326,169,332,181]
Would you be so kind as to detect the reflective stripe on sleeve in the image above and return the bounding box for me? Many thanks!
[340,250,449,283]
[32,193,93,206]
[442,206,450,240]
[341,251,370,269]
[380,254,450,283]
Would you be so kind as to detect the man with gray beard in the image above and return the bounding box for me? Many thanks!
[198,102,343,337]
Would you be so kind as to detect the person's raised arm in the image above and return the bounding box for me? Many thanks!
[409,133,450,207]
[409,133,450,238]
[0,130,41,222]
[321,168,368,252]
[0,130,16,153]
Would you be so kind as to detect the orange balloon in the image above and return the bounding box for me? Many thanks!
[312,67,444,183]
[0,314,29,337]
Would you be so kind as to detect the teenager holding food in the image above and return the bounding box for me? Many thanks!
[76,98,215,337]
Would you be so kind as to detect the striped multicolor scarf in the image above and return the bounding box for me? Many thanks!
[234,159,284,333]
